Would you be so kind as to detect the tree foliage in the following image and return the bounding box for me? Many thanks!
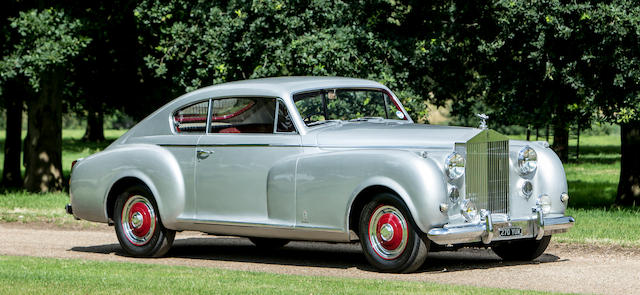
[136,0,409,92]
[0,8,90,88]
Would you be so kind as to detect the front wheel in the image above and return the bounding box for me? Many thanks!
[114,185,175,257]
[359,193,429,273]
[492,235,551,261]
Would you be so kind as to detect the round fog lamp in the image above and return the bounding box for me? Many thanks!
[537,194,552,214]
[448,186,460,202]
[519,180,533,199]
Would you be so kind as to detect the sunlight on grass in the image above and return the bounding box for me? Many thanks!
[0,191,91,225]
[557,207,640,247]
[0,256,552,295]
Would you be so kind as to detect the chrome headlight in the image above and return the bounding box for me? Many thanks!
[518,146,537,175]
[445,152,465,180]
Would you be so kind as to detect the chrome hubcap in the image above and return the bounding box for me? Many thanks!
[380,223,394,242]
[131,212,143,229]
[368,205,409,260]
[121,195,156,246]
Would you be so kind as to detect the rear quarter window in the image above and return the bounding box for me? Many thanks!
[173,100,209,133]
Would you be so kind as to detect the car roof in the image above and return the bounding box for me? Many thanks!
[182,76,387,100]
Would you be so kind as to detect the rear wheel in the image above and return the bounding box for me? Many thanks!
[114,185,175,257]
[249,237,290,249]
[492,235,551,261]
[358,193,428,273]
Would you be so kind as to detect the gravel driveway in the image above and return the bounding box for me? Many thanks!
[2,222,639,294]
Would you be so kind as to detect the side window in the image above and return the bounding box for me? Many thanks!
[276,101,296,133]
[173,100,209,133]
[210,97,276,134]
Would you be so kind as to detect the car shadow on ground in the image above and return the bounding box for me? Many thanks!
[70,235,562,273]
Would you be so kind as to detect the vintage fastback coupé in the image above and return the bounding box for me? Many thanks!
[68,77,574,273]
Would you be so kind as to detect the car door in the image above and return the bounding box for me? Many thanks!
[194,97,302,226]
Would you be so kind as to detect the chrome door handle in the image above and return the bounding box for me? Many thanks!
[197,149,214,159]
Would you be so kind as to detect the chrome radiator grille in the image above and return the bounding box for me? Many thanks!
[465,140,510,214]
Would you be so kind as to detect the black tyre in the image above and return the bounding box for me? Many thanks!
[249,237,290,249]
[358,193,429,273]
[114,185,175,257]
[492,235,551,261]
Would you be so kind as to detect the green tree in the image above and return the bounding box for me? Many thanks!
[0,8,90,192]
[135,0,411,96]
[0,0,25,188]
[450,0,640,205]
[70,0,139,142]
[580,2,640,206]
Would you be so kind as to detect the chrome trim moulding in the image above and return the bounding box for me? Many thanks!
[174,218,349,242]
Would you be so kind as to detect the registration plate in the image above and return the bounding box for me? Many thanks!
[498,226,522,237]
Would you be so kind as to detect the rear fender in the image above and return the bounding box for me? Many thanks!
[70,144,185,229]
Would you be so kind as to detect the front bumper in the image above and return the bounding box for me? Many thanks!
[427,207,575,245]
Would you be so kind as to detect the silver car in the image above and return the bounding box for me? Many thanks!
[68,77,574,273]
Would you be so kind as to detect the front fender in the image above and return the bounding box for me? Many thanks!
[295,148,448,235]
[70,144,185,228]
[535,143,568,215]
[346,153,449,234]
[508,141,568,217]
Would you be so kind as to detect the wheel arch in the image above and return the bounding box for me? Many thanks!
[105,177,152,222]
[348,185,400,238]
[347,179,429,239]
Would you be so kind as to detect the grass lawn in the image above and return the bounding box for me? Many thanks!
[0,256,554,295]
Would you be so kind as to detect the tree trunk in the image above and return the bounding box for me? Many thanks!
[546,125,550,142]
[552,122,569,163]
[82,104,105,142]
[2,94,23,188]
[23,70,64,192]
[616,121,640,206]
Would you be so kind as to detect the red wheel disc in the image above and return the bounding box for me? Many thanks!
[367,205,409,260]
[129,202,152,238]
[376,213,403,250]
[120,195,157,246]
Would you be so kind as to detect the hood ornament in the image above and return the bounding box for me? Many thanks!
[476,113,489,129]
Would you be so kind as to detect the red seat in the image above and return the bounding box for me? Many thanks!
[219,127,241,133]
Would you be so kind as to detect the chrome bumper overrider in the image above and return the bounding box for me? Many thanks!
[427,207,575,245]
